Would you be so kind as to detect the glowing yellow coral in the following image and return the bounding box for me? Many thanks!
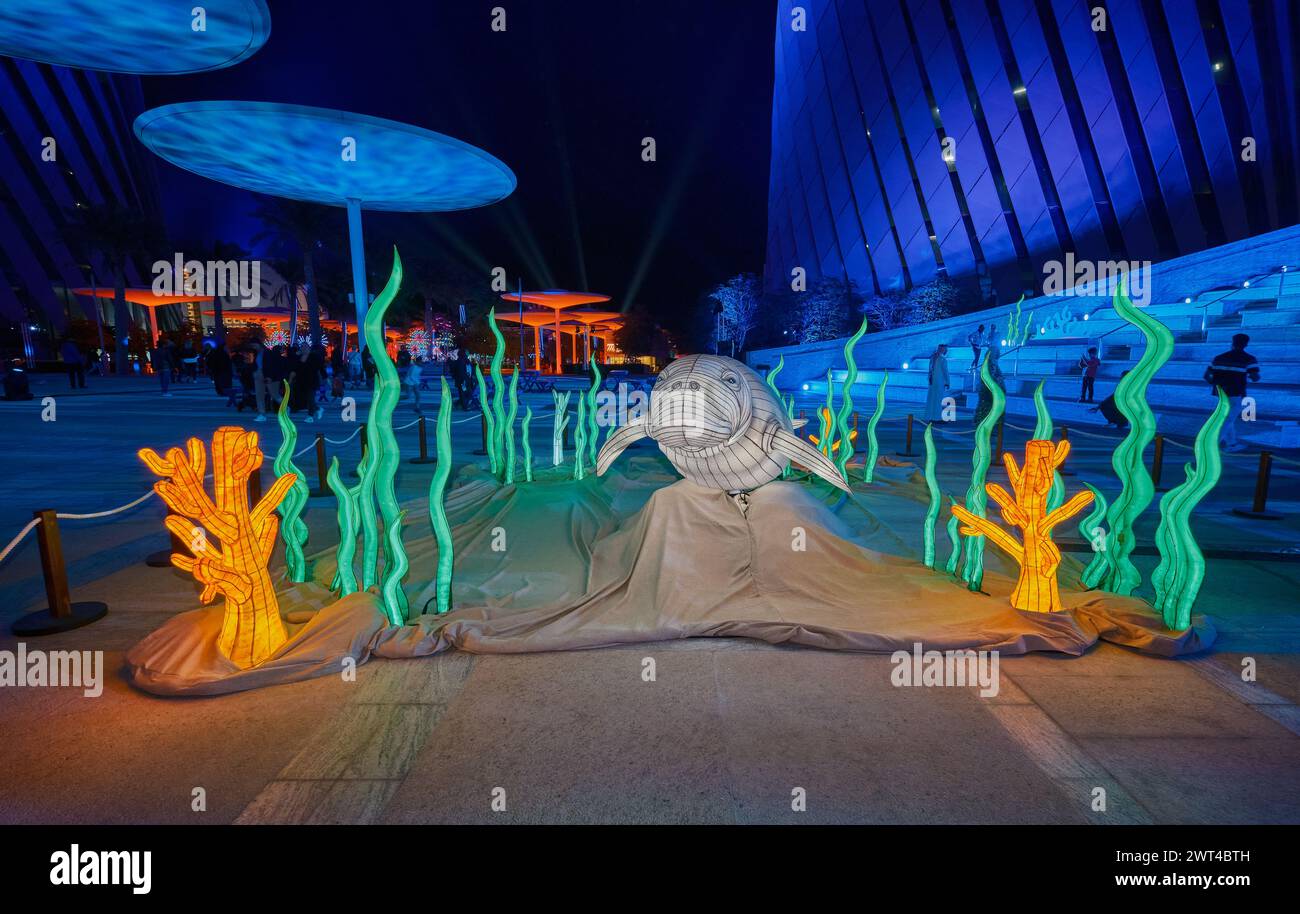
[139,427,298,669]
[951,439,1093,613]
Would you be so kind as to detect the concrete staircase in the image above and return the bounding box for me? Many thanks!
[795,266,1300,447]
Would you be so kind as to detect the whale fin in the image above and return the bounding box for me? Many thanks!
[596,416,648,476]
[766,423,850,493]
[791,418,808,429]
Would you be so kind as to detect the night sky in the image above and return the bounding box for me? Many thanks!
[141,0,776,335]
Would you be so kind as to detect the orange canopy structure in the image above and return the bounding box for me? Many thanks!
[74,287,207,343]
[500,290,611,372]
[565,309,625,363]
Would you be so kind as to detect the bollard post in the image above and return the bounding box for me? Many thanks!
[409,415,436,464]
[1151,434,1166,490]
[248,461,263,505]
[995,418,1005,455]
[1058,425,1076,475]
[1232,451,1283,519]
[12,510,108,635]
[310,434,332,497]
[473,412,488,456]
[898,413,917,456]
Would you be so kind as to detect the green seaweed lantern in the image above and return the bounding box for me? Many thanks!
[502,366,520,484]
[764,354,785,401]
[474,363,499,474]
[427,378,455,615]
[961,355,1005,592]
[584,356,602,468]
[552,390,571,466]
[326,455,359,596]
[1007,295,1024,346]
[1103,281,1174,595]
[273,382,310,582]
[862,373,888,484]
[521,406,535,483]
[573,395,588,481]
[820,369,835,457]
[944,494,963,575]
[487,308,508,464]
[834,319,867,478]
[921,423,940,568]
[1077,482,1110,590]
[1032,380,1066,513]
[362,248,409,624]
[1151,389,1230,630]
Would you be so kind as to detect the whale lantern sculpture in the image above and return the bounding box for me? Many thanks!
[596,354,849,493]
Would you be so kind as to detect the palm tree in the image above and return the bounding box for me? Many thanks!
[252,198,337,346]
[67,201,166,372]
[196,239,248,342]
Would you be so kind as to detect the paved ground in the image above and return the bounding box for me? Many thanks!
[0,372,1297,824]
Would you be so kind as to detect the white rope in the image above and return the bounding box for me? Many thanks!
[55,490,157,520]
[1269,453,1300,469]
[324,428,361,445]
[0,518,40,564]
[293,442,315,459]
[393,418,421,430]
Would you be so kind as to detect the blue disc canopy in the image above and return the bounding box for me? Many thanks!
[0,0,270,75]
[134,101,517,211]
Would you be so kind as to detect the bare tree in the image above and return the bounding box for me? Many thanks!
[708,272,761,355]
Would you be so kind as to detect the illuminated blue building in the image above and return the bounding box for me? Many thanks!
[765,0,1300,303]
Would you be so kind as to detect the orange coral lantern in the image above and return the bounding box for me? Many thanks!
[951,439,1093,613]
[139,427,298,668]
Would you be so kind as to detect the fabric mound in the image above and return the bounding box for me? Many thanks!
[124,456,1214,696]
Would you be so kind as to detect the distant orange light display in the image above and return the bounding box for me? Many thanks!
[951,439,1093,613]
[139,427,298,669]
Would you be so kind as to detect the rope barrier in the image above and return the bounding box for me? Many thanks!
[55,490,156,520]
[0,518,40,564]
[323,427,362,445]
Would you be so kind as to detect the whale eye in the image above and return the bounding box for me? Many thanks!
[721,371,740,387]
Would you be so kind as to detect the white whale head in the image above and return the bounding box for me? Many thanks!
[595,354,849,493]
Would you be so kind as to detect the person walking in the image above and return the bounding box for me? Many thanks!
[924,344,950,422]
[206,340,235,406]
[448,346,471,410]
[154,337,175,397]
[1078,347,1101,402]
[60,336,86,389]
[404,356,424,414]
[1206,333,1259,452]
[966,324,985,377]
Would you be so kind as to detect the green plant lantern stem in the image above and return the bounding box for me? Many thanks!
[1103,282,1174,595]
[573,395,587,481]
[944,495,963,575]
[1151,389,1230,630]
[834,319,867,479]
[357,432,379,591]
[961,355,1005,592]
[552,390,570,467]
[1007,295,1024,345]
[502,366,520,484]
[765,354,785,401]
[783,394,796,479]
[427,378,455,615]
[488,308,507,464]
[820,369,835,457]
[363,248,409,624]
[584,356,602,468]
[1032,380,1066,513]
[863,373,888,484]
[921,422,940,568]
[475,364,498,474]
[1078,482,1110,590]
[326,456,358,596]
[273,381,310,583]
[521,406,534,483]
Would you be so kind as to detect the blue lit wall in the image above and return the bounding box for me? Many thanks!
[766,0,1300,304]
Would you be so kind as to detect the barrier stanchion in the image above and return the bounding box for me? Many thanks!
[473,413,489,456]
[12,510,107,635]
[898,413,917,456]
[145,530,186,567]
[410,415,436,464]
[310,434,331,497]
[1232,451,1283,520]
[1058,425,1076,475]
[995,418,1005,455]
[1151,434,1167,491]
[349,423,369,475]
